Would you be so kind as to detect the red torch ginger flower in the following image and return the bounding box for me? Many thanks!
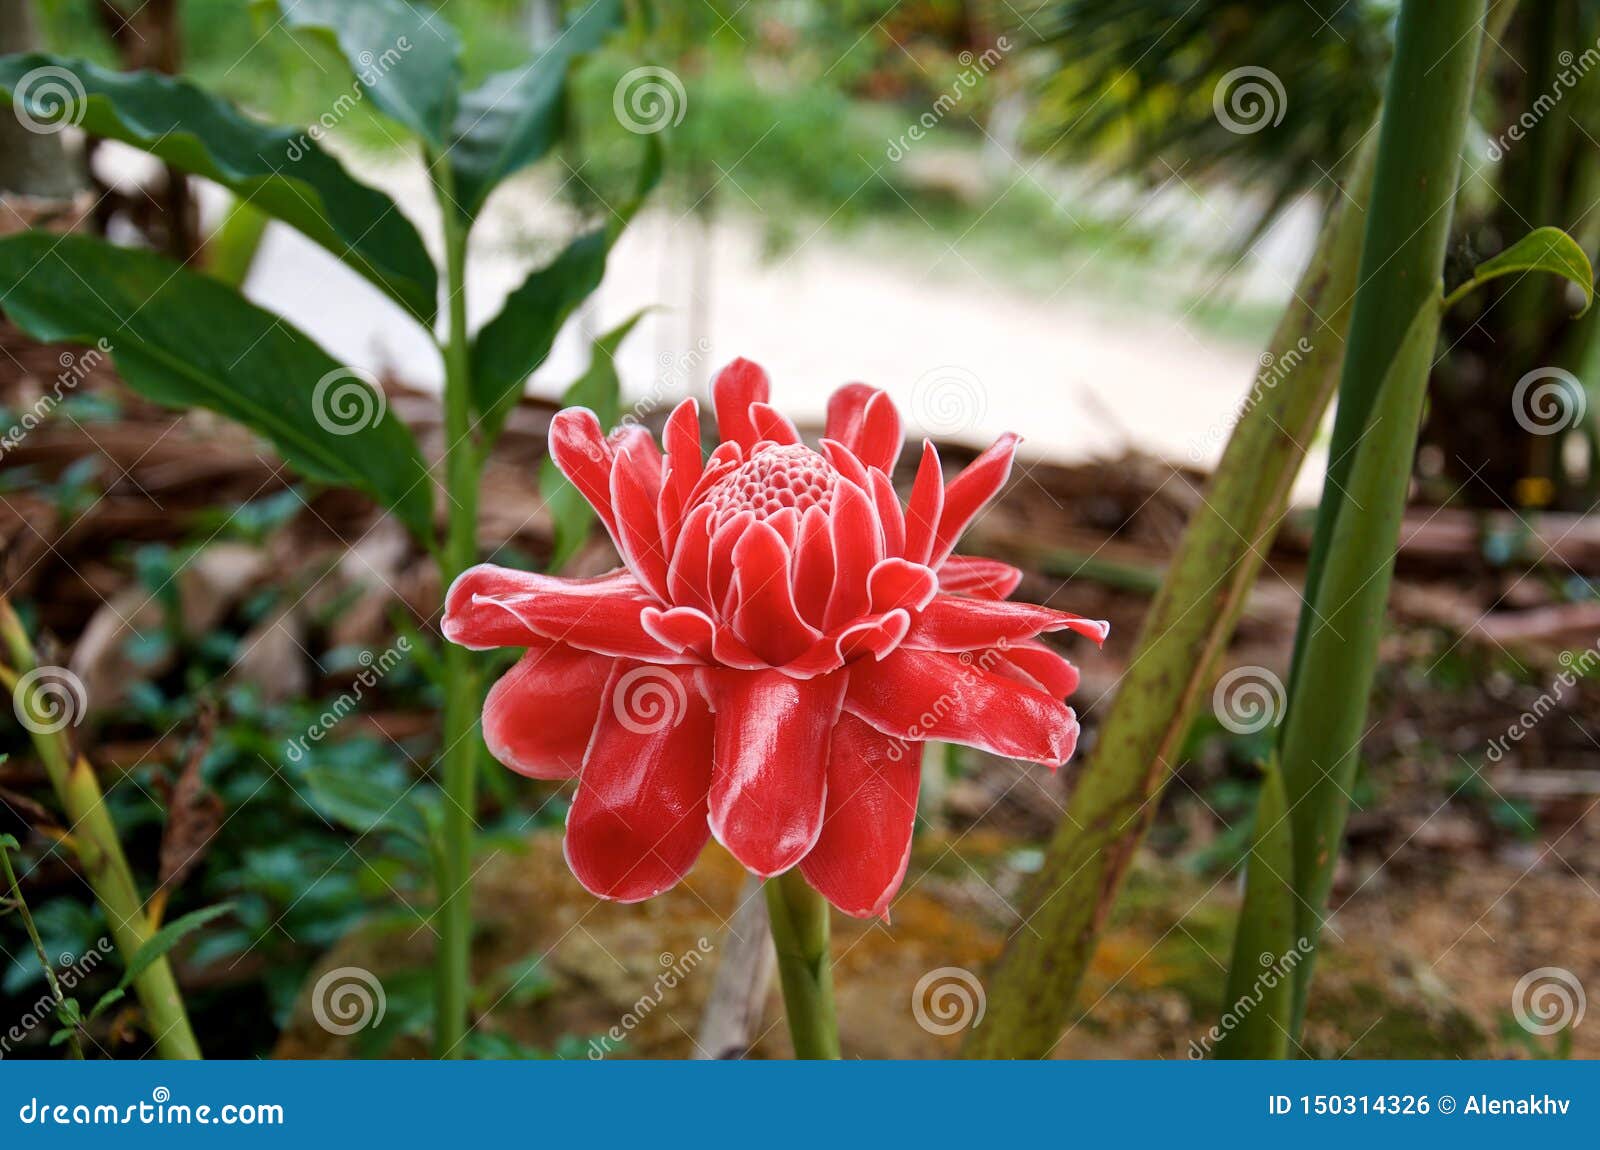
[443,359,1106,917]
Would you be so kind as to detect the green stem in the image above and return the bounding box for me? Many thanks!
[433,172,483,1059]
[966,124,1379,1061]
[1,836,84,1058]
[0,600,199,1059]
[763,870,840,1059]
[1275,0,1485,1037]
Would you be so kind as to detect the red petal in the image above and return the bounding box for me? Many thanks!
[868,558,939,613]
[610,438,670,598]
[824,480,881,629]
[711,358,770,450]
[932,433,1018,565]
[800,713,921,918]
[845,647,1080,766]
[819,438,871,489]
[792,505,835,627]
[667,502,715,614]
[548,408,618,537]
[640,605,716,659]
[938,555,1023,599]
[482,646,614,779]
[705,669,846,876]
[444,564,685,661]
[730,520,819,664]
[825,383,904,473]
[564,664,714,902]
[905,594,1110,651]
[869,469,905,557]
[903,440,945,565]
[660,398,703,548]
[749,401,802,445]
[999,639,1081,698]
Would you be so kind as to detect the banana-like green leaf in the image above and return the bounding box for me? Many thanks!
[1213,760,1296,1060]
[539,312,646,571]
[0,234,435,545]
[470,138,660,440]
[447,0,623,220]
[0,54,437,323]
[1444,225,1595,314]
[269,0,462,149]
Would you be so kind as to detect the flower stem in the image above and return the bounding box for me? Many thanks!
[433,170,482,1059]
[1,834,84,1058]
[763,870,839,1059]
[0,597,199,1059]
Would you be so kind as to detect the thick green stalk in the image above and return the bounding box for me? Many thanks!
[1274,0,1485,1036]
[764,870,840,1059]
[965,130,1377,1059]
[434,175,483,1059]
[1,835,84,1058]
[0,600,200,1059]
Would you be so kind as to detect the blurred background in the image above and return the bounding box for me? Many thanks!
[1,0,1596,1059]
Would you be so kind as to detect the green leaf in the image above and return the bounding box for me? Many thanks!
[269,0,462,149]
[1445,226,1595,315]
[470,139,660,439]
[447,0,624,219]
[0,54,438,323]
[1213,760,1296,1059]
[0,833,17,851]
[0,234,436,545]
[118,903,234,992]
[87,986,125,1021]
[304,765,429,845]
[538,313,645,569]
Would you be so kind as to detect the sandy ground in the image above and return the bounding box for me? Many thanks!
[225,154,1328,497]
